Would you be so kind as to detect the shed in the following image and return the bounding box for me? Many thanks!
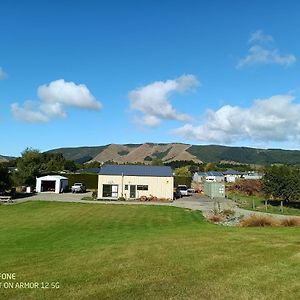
[36,175,69,193]
[98,165,173,200]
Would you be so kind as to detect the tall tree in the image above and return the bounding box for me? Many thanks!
[263,165,300,202]
[174,166,192,177]
[13,148,67,186]
[0,167,11,193]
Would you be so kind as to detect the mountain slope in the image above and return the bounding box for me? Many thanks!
[92,143,201,164]
[47,143,300,165]
[0,156,8,163]
[187,145,300,164]
[47,146,107,163]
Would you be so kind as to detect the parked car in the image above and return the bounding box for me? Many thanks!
[177,185,188,196]
[71,183,86,193]
[173,188,182,199]
[187,188,195,194]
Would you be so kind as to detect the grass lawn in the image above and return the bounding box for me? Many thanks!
[228,191,300,216]
[0,201,299,300]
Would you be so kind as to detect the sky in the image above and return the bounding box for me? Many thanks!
[1,0,300,156]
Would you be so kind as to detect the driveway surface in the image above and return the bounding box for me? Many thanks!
[12,192,299,220]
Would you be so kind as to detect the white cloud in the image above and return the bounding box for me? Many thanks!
[0,67,7,80]
[11,102,49,123]
[12,79,102,122]
[128,74,199,127]
[38,79,101,111]
[237,30,296,68]
[248,30,273,44]
[174,95,300,144]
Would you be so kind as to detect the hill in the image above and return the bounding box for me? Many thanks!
[47,146,107,163]
[0,156,8,163]
[47,143,300,165]
[0,155,15,163]
[187,145,300,165]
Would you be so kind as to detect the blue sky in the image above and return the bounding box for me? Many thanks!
[1,0,300,156]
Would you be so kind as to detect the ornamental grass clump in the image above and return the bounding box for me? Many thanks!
[239,215,280,227]
[280,217,300,227]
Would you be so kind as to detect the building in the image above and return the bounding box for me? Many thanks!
[36,175,69,193]
[222,169,242,183]
[98,165,173,200]
[243,171,263,180]
[193,171,224,183]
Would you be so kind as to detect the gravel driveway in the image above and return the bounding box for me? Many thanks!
[12,192,299,220]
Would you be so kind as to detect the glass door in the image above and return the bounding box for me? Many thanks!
[130,185,136,198]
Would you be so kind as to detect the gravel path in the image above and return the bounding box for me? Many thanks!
[12,192,299,220]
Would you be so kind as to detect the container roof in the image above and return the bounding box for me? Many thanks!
[99,164,173,177]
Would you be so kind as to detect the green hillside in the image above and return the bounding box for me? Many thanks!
[187,145,300,164]
[47,146,107,163]
[45,143,300,165]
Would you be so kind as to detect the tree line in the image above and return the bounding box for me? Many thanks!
[263,165,300,202]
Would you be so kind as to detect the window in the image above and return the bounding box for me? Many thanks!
[102,185,118,198]
[125,185,128,190]
[137,185,148,191]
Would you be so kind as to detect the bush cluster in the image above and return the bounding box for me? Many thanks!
[239,215,300,227]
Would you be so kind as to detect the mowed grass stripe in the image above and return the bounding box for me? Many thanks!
[0,201,299,300]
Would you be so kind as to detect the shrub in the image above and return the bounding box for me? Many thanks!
[65,174,98,189]
[92,190,98,199]
[118,197,126,201]
[228,180,263,196]
[239,215,279,227]
[280,217,300,227]
[208,214,225,223]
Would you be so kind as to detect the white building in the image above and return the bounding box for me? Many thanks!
[98,165,174,200]
[193,171,224,183]
[36,175,69,193]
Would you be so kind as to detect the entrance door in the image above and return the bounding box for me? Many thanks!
[130,185,136,198]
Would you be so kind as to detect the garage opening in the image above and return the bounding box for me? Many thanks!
[41,180,56,192]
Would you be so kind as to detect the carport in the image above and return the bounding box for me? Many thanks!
[36,175,68,193]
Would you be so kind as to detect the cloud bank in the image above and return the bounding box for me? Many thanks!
[128,74,199,127]
[237,30,296,68]
[175,95,300,144]
[11,79,102,123]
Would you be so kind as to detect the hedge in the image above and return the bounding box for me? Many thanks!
[65,173,98,190]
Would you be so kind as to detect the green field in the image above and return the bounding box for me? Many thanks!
[229,192,300,216]
[0,202,299,300]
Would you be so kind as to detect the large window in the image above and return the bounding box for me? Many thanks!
[102,184,118,198]
[137,185,148,191]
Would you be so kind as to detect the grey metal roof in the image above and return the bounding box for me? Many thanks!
[197,171,224,177]
[222,169,242,175]
[99,164,173,177]
[206,171,224,177]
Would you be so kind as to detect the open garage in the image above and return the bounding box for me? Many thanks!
[36,175,68,193]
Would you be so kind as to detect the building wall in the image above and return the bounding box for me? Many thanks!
[98,175,174,200]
